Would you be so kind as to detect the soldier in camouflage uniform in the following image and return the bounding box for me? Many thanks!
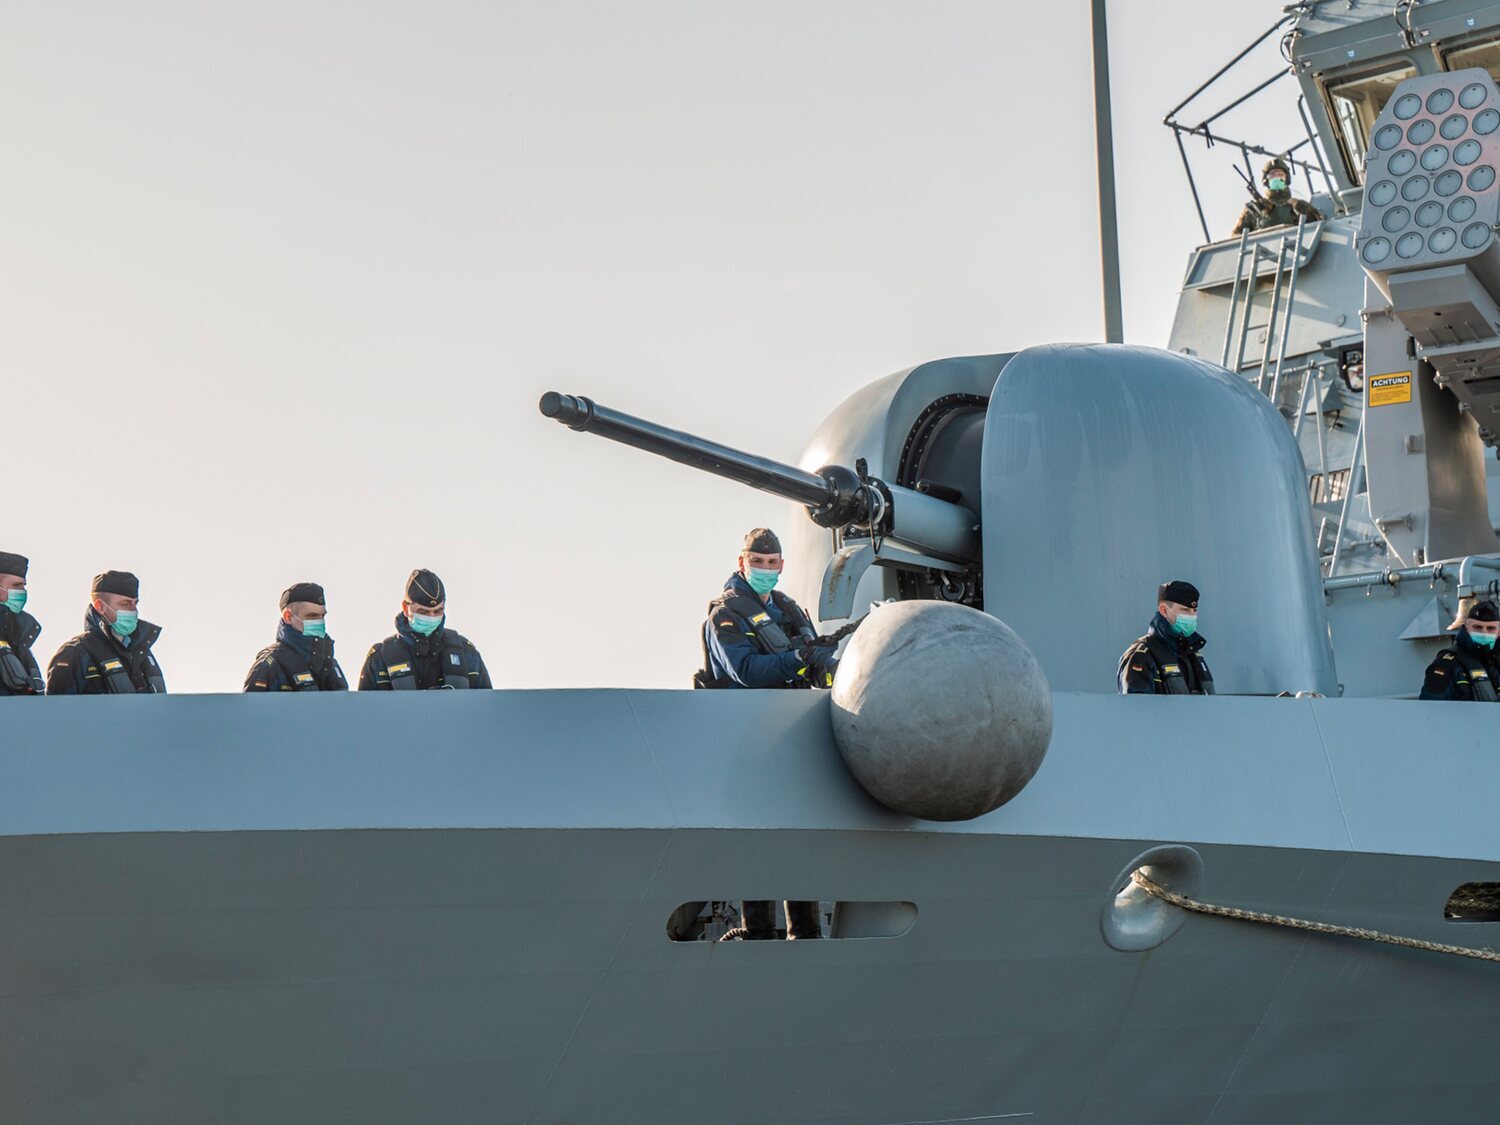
[1231,158,1324,235]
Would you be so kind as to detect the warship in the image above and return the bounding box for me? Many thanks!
[11,1,1500,1122]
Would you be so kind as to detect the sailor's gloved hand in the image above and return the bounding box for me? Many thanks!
[797,645,838,689]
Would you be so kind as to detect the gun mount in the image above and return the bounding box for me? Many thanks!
[538,392,980,574]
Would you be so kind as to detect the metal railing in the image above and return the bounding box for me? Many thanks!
[1323,555,1500,598]
[1165,13,1340,245]
[1221,216,1312,393]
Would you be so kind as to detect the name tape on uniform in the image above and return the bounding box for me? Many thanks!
[1369,371,1412,407]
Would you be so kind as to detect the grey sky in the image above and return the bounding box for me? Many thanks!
[3,1,1300,691]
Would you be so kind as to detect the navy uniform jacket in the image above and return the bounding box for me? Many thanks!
[358,613,492,690]
[702,573,815,688]
[0,605,45,695]
[243,621,349,692]
[1118,612,1212,695]
[46,608,166,695]
[1420,630,1500,700]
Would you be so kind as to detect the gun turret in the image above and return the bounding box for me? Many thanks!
[539,392,979,564]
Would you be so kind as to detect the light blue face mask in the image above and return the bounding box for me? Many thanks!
[746,567,780,596]
[301,618,327,639]
[3,589,26,614]
[1470,628,1498,649]
[111,609,139,637]
[1172,613,1198,638]
[1268,177,1288,192]
[409,612,442,637]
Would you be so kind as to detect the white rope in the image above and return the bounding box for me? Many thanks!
[1131,870,1500,963]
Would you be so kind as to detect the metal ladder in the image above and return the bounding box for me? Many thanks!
[1219,215,1312,406]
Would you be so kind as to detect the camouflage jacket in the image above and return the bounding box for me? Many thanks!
[1231,192,1324,235]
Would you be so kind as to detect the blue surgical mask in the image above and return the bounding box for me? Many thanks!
[1470,628,1498,649]
[745,567,780,596]
[3,589,26,614]
[409,611,442,636]
[1268,177,1288,192]
[301,618,327,639]
[111,609,138,637]
[1172,613,1197,638]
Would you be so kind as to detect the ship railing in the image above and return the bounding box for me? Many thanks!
[1165,13,1342,244]
[1221,216,1312,401]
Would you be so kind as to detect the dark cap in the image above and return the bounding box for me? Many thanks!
[741,528,782,555]
[1470,599,1500,623]
[0,552,27,579]
[406,568,445,608]
[280,582,327,609]
[1263,156,1291,180]
[91,570,140,599]
[1157,579,1199,608]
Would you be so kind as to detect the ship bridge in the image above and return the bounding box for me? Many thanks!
[1165,2,1500,697]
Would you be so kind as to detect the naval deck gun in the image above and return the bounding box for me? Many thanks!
[539,390,982,618]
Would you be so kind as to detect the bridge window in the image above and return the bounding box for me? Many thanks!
[1444,37,1500,82]
[1326,64,1419,182]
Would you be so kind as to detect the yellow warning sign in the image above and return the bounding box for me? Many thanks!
[1369,372,1412,407]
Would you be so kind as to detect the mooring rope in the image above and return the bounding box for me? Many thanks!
[1130,870,1500,963]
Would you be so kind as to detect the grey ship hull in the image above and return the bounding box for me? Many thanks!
[6,690,1500,1123]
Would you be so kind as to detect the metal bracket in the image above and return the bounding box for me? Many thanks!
[818,541,969,622]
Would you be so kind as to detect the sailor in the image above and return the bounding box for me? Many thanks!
[0,551,45,696]
[698,528,829,941]
[1231,158,1324,235]
[1118,579,1215,695]
[358,568,492,690]
[243,582,349,692]
[696,527,836,691]
[46,570,166,695]
[1420,598,1500,701]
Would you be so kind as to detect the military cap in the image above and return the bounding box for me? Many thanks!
[1451,596,1500,628]
[91,570,139,599]
[406,568,445,608]
[0,551,27,579]
[1262,157,1291,182]
[1157,579,1199,608]
[741,528,782,555]
[280,582,327,609]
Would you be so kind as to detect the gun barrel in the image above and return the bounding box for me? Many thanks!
[540,392,834,508]
[540,391,980,564]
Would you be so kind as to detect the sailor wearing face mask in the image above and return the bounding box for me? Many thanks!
[695,527,834,690]
[1118,579,1215,695]
[1420,598,1500,701]
[243,582,348,692]
[1231,157,1325,235]
[0,551,45,696]
[358,569,491,690]
[46,570,166,694]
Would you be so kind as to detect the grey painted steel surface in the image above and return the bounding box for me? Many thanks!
[783,354,1011,624]
[979,343,1338,695]
[1168,217,1365,371]
[829,601,1051,819]
[6,690,1500,1123]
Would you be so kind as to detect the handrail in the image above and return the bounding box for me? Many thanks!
[1321,555,1500,596]
[1327,408,1367,574]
